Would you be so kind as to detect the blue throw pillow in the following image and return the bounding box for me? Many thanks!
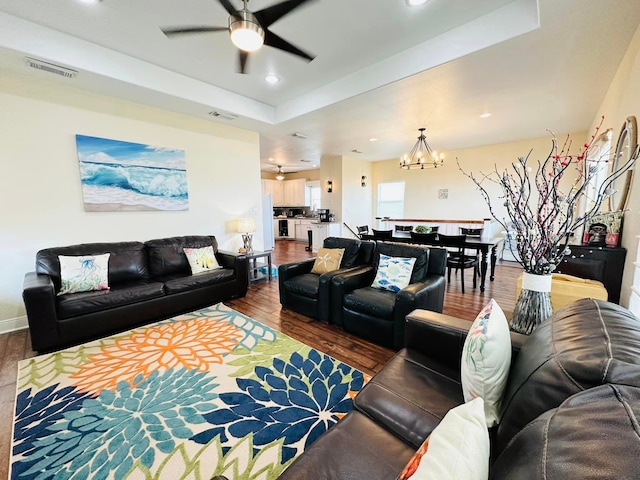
[371,254,417,293]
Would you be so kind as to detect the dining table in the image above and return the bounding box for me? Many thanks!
[361,231,504,292]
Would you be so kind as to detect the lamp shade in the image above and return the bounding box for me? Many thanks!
[237,218,256,233]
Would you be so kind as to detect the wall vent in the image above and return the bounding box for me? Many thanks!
[25,57,77,78]
[208,111,238,121]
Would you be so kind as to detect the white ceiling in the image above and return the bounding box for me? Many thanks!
[0,0,639,175]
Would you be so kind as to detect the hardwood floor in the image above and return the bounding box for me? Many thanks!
[0,239,522,478]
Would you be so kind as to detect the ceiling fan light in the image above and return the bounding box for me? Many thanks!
[230,13,264,52]
[275,174,285,181]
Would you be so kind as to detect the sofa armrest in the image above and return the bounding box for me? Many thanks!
[22,271,60,352]
[317,266,369,322]
[217,250,248,296]
[404,309,527,372]
[393,276,446,348]
[278,258,316,307]
[330,266,376,326]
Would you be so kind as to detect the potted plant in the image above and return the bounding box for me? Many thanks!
[458,118,638,334]
[414,225,432,234]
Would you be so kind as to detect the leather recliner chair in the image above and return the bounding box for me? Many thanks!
[278,237,375,323]
[331,241,447,349]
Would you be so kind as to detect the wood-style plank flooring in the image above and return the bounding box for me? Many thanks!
[0,239,522,478]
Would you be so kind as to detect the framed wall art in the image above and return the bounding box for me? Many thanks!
[76,135,188,212]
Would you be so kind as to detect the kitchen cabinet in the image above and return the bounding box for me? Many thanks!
[263,179,284,206]
[311,223,341,252]
[263,179,306,206]
[294,219,314,241]
[283,179,307,206]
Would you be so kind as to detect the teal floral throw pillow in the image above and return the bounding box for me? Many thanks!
[460,298,512,427]
[371,254,417,293]
[58,253,110,296]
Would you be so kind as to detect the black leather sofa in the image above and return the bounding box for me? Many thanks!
[278,237,375,322]
[331,241,447,349]
[278,298,640,479]
[22,235,248,352]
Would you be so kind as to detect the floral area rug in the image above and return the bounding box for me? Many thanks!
[11,303,367,480]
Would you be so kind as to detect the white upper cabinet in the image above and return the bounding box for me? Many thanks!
[263,178,307,206]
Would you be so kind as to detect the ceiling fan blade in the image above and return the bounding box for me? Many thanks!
[254,0,316,28]
[237,50,249,74]
[162,26,228,37]
[264,30,314,62]
[217,0,241,18]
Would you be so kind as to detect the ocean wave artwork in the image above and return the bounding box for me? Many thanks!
[76,135,188,212]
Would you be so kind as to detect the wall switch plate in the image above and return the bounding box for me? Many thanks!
[438,189,448,199]
[249,208,257,215]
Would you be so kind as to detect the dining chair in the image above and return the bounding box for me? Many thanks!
[372,229,393,240]
[357,225,370,238]
[438,234,479,293]
[395,225,413,232]
[458,227,483,269]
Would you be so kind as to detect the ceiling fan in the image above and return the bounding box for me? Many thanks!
[275,165,286,180]
[161,0,316,74]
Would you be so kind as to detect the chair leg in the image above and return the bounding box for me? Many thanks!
[473,265,478,289]
[447,266,451,283]
[461,266,465,294]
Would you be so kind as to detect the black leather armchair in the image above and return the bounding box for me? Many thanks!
[331,241,447,349]
[278,237,375,323]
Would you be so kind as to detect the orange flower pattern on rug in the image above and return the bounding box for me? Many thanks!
[71,318,243,395]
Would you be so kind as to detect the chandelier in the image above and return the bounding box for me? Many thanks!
[399,128,445,170]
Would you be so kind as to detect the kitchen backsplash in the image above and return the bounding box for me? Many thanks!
[273,207,314,218]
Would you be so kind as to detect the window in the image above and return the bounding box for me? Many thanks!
[378,181,405,218]
[306,182,321,211]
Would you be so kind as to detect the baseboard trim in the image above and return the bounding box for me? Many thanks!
[0,316,28,334]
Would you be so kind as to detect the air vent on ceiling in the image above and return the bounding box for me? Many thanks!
[208,111,238,121]
[300,159,311,162]
[25,57,77,78]
[291,132,308,139]
[351,149,363,154]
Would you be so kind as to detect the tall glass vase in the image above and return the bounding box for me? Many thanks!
[510,272,553,335]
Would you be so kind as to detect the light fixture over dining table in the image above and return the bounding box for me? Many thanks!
[400,128,444,170]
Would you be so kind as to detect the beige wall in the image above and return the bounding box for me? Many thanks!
[589,23,640,307]
[261,169,320,181]
[0,70,262,324]
[372,133,586,225]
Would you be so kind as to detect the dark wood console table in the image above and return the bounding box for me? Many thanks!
[555,245,626,304]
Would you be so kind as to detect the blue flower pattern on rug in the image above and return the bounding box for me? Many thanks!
[193,350,364,463]
[11,304,367,480]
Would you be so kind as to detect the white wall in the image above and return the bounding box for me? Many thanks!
[341,155,373,236]
[589,23,640,308]
[0,70,262,324]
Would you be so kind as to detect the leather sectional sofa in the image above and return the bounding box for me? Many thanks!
[278,298,640,479]
[22,235,248,352]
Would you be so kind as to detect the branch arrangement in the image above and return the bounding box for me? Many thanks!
[458,118,638,275]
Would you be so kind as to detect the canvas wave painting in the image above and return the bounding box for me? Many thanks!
[76,135,188,212]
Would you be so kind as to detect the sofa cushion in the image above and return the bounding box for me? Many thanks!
[375,242,429,283]
[397,397,489,480]
[145,236,217,277]
[160,268,236,295]
[324,237,361,268]
[58,253,110,295]
[344,286,396,319]
[355,348,464,449]
[491,384,640,480]
[371,254,416,293]
[496,298,640,454]
[36,241,149,290]
[461,299,511,427]
[311,248,345,274]
[283,273,320,298]
[277,410,414,480]
[56,279,165,319]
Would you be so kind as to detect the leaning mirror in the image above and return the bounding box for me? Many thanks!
[609,116,637,211]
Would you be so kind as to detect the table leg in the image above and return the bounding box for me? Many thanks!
[490,246,497,281]
[267,253,272,281]
[480,247,489,292]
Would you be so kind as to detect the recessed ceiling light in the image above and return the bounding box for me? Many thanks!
[479,113,492,119]
[268,157,274,162]
[406,0,428,6]
[265,74,280,84]
[369,138,378,142]
[77,0,101,4]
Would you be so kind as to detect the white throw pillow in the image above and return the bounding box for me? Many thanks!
[371,254,417,293]
[396,398,489,480]
[183,246,221,274]
[461,298,512,427]
[58,253,110,295]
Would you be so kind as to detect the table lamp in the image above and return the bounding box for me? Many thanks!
[237,218,256,253]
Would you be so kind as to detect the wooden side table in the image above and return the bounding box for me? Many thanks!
[245,250,273,282]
